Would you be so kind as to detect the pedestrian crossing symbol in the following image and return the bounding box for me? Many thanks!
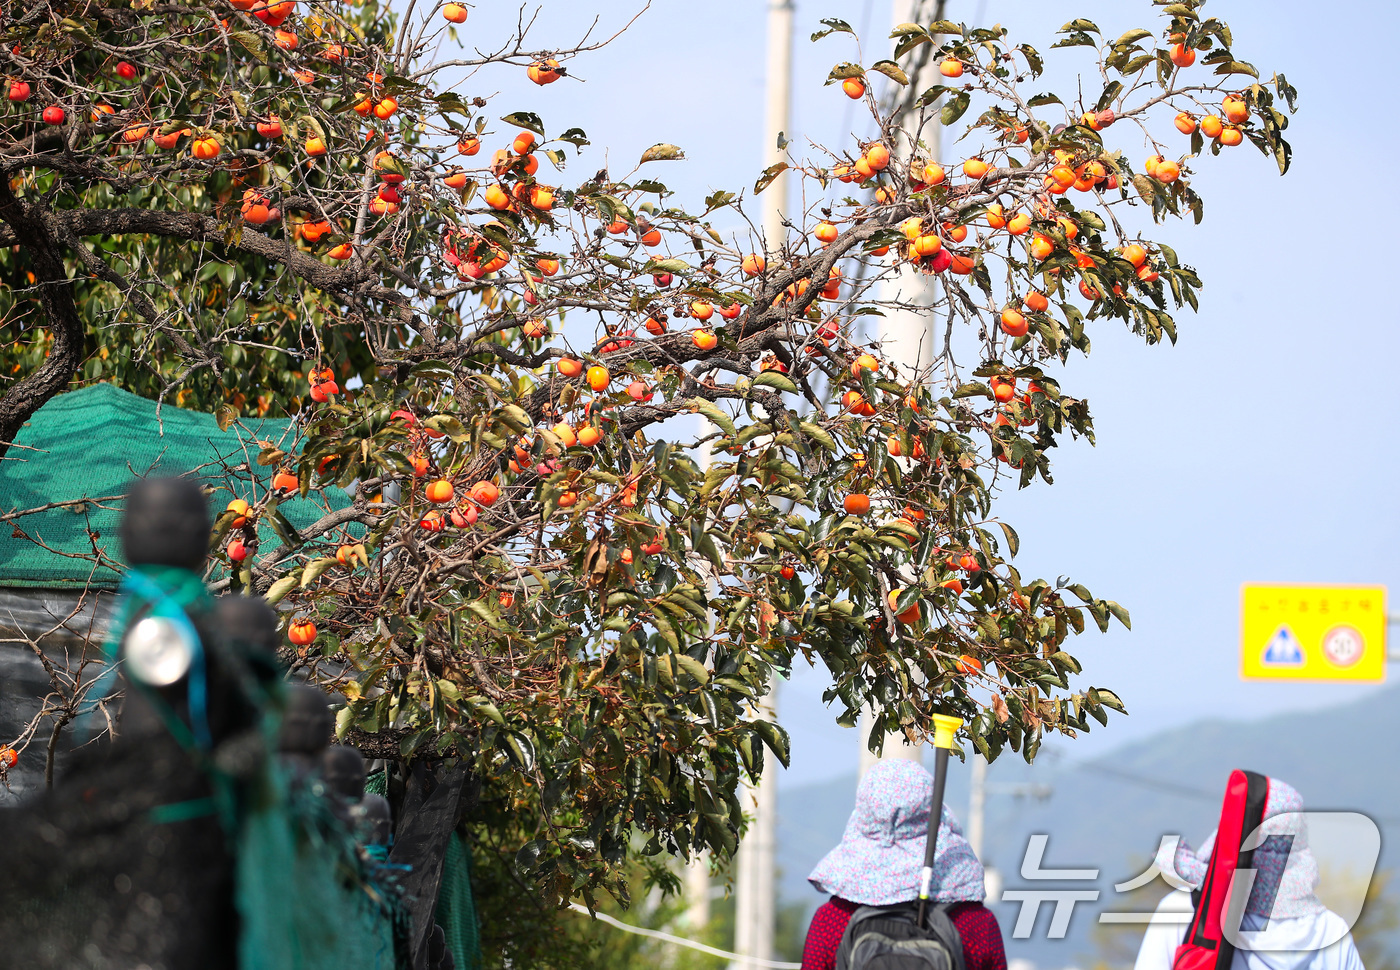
[1262,626,1304,666]
[1241,585,1386,682]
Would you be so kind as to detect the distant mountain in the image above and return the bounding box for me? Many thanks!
[776,684,1400,970]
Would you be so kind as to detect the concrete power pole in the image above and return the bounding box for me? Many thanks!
[859,0,944,781]
[731,3,791,967]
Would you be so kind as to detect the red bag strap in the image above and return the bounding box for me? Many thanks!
[1175,770,1269,970]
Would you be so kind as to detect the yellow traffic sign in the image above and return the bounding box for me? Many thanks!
[1241,585,1387,681]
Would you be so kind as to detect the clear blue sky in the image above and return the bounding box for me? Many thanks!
[451,0,1400,787]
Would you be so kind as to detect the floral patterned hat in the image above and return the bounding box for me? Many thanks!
[1155,776,1324,919]
[808,759,986,906]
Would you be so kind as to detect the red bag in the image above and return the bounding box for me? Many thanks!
[1172,770,1270,970]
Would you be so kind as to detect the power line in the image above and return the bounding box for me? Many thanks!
[566,903,802,969]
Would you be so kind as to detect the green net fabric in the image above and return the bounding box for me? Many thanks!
[237,770,400,970]
[0,383,351,588]
[435,832,482,970]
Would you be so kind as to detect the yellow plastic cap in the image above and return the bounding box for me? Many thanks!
[931,713,963,749]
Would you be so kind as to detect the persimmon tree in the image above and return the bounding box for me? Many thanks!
[0,0,1293,913]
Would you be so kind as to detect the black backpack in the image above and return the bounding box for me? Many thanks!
[836,902,967,970]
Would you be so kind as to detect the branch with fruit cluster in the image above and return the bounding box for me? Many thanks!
[0,0,1293,904]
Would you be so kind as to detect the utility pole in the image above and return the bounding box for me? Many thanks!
[859,0,945,780]
[731,2,791,967]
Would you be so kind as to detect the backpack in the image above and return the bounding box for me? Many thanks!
[836,902,968,970]
[1173,769,1270,970]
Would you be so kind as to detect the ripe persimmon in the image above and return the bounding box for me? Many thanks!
[1200,115,1224,139]
[1024,290,1048,312]
[443,2,467,22]
[552,422,577,447]
[940,57,964,77]
[426,479,454,503]
[1000,307,1028,337]
[1169,43,1195,67]
[692,330,718,351]
[288,619,318,646]
[888,588,921,623]
[1175,112,1197,134]
[470,481,500,506]
[865,144,891,171]
[1222,95,1249,124]
[842,78,865,99]
[527,58,561,85]
[843,493,871,516]
[1219,126,1243,147]
[586,365,610,391]
[577,426,603,447]
[963,157,989,178]
[814,221,838,243]
[741,253,765,276]
[956,655,983,675]
[557,358,583,378]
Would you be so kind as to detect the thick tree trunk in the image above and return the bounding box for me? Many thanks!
[0,179,86,458]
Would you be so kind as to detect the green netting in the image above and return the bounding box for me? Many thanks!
[366,771,481,970]
[238,771,399,970]
[435,832,483,970]
[0,383,350,588]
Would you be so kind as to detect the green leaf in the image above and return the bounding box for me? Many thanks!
[752,371,798,395]
[915,84,954,107]
[465,695,506,725]
[300,557,338,587]
[941,91,971,126]
[754,163,788,195]
[691,398,736,436]
[1060,18,1100,33]
[424,414,469,441]
[642,257,689,275]
[997,521,1020,558]
[1213,60,1259,79]
[869,60,908,85]
[264,574,299,605]
[499,111,544,135]
[811,18,854,42]
[215,405,236,432]
[1095,688,1127,713]
[652,611,680,651]
[825,62,865,82]
[798,421,836,451]
[640,143,685,163]
[674,653,710,685]
[751,720,791,768]
[230,31,267,63]
[1112,28,1152,47]
[1027,92,1063,107]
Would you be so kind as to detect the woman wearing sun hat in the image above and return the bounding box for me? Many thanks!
[1133,776,1364,970]
[800,759,1008,970]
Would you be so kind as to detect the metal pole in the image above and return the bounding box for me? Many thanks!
[733,5,792,966]
[918,714,963,926]
[968,753,987,859]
